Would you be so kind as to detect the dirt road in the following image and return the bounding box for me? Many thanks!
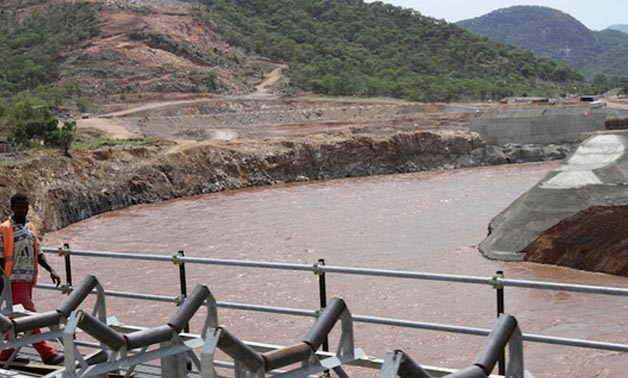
[78,91,472,148]
[77,64,291,140]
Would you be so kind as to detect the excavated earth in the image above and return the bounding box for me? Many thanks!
[0,99,490,234]
[1,91,578,237]
[524,205,628,276]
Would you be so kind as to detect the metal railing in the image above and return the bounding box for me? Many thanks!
[40,245,628,376]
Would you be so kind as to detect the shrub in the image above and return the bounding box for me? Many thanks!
[4,96,75,152]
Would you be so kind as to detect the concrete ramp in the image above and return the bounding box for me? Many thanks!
[479,132,628,261]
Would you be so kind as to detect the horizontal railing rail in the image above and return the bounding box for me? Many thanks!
[42,247,628,297]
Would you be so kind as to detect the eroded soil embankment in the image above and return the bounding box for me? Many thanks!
[524,206,628,276]
[1,130,486,233]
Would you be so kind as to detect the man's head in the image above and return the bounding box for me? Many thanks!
[10,193,29,224]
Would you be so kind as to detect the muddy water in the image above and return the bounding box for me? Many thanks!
[42,162,627,377]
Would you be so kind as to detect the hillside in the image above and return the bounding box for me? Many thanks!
[0,0,583,110]
[203,0,582,102]
[0,0,278,110]
[458,6,628,79]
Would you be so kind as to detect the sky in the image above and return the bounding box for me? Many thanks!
[367,1,627,31]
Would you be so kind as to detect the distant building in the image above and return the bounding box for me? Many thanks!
[580,95,598,102]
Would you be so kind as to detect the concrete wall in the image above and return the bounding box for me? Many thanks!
[469,106,613,145]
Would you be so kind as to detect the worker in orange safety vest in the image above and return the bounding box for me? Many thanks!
[0,193,64,365]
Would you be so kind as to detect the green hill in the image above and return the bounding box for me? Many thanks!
[0,2,99,99]
[201,0,582,101]
[457,6,628,79]
[1,0,585,107]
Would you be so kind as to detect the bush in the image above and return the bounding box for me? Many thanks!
[46,121,76,155]
[4,96,75,152]
[6,97,57,147]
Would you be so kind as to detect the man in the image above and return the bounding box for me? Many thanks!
[0,193,63,365]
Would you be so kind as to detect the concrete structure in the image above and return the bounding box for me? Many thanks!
[469,106,618,145]
[499,97,550,104]
[479,132,628,261]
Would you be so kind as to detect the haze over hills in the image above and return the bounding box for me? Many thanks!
[457,6,628,79]
[608,25,628,34]
[0,0,586,109]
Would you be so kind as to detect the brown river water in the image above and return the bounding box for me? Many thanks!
[41,162,627,377]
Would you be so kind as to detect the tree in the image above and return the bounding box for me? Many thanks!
[46,121,76,156]
[6,97,58,147]
[550,64,571,82]
[592,74,609,94]
[4,96,75,152]
[619,77,628,98]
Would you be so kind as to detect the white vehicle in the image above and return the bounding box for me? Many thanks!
[590,100,607,108]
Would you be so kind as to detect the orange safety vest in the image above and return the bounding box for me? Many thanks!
[0,220,39,285]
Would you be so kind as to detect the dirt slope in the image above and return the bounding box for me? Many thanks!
[58,0,275,106]
[524,206,628,276]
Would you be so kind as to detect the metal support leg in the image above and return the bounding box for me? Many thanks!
[379,351,404,378]
[61,312,81,378]
[200,292,219,337]
[161,341,187,378]
[337,308,355,358]
[0,270,12,314]
[92,284,107,322]
[233,360,264,378]
[201,328,221,378]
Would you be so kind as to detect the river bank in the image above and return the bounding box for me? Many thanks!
[0,129,569,234]
[42,161,627,378]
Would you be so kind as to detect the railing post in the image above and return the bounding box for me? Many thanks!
[176,250,189,334]
[63,243,73,290]
[176,250,192,371]
[495,270,505,376]
[316,258,330,377]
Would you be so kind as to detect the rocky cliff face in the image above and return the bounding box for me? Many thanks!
[0,130,491,233]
